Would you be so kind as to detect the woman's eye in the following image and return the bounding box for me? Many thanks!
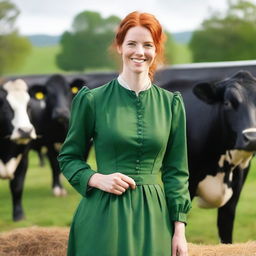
[128,42,135,46]
[145,44,153,47]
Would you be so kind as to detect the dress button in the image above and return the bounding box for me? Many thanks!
[136,166,139,170]
[136,160,140,163]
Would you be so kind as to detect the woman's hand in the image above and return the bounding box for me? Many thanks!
[172,221,188,256]
[88,172,136,195]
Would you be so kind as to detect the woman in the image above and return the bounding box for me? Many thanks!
[58,11,191,256]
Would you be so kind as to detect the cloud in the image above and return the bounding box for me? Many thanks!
[12,0,228,35]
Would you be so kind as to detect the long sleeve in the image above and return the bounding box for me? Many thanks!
[58,87,96,197]
[161,92,191,224]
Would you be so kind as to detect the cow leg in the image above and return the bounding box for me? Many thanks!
[9,153,29,221]
[217,167,249,243]
[37,149,45,167]
[46,144,67,197]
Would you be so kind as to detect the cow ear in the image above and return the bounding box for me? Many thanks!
[70,79,86,95]
[193,82,220,104]
[29,85,47,100]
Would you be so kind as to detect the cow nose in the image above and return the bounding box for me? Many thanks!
[243,131,256,150]
[52,108,70,123]
[18,127,34,138]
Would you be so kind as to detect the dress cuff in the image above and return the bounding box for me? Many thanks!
[169,202,191,225]
[171,212,188,224]
[80,169,96,197]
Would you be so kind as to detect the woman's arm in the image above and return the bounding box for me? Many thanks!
[161,92,191,256]
[58,86,136,196]
[58,87,96,197]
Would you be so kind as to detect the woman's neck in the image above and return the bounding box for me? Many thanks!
[120,70,151,93]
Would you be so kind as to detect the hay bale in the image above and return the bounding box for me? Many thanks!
[0,227,256,256]
[0,226,68,256]
[188,241,256,256]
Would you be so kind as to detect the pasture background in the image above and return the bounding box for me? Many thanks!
[1,40,255,245]
[0,149,255,244]
[6,43,192,76]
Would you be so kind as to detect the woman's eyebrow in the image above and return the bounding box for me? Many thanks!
[126,40,154,43]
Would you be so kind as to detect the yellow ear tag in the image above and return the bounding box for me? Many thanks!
[35,92,44,100]
[71,87,79,94]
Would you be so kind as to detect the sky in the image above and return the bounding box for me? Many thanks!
[11,0,231,35]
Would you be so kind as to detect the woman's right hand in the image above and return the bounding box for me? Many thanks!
[88,172,136,195]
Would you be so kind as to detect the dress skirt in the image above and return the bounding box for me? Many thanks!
[67,178,173,256]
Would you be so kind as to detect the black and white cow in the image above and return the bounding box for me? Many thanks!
[0,79,36,221]
[28,74,72,196]
[163,70,256,243]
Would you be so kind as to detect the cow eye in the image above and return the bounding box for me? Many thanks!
[224,100,232,108]
[224,98,239,109]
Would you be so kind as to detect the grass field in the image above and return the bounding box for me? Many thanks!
[5,46,63,76]
[0,149,255,244]
[4,43,192,76]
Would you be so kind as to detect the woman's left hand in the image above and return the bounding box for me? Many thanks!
[172,221,188,256]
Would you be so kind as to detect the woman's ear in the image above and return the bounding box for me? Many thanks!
[117,45,122,55]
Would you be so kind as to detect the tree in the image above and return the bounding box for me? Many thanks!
[0,0,31,75]
[56,11,121,71]
[189,0,256,62]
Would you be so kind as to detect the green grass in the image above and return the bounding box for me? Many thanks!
[6,46,63,76]
[0,149,255,244]
[4,43,193,76]
[172,43,193,64]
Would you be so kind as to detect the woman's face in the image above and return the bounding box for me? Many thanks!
[118,26,156,75]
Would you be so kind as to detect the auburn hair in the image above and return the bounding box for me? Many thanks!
[114,11,166,81]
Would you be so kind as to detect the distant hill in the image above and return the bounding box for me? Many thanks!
[27,34,61,47]
[26,31,193,47]
[172,31,192,44]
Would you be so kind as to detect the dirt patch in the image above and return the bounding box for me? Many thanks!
[0,227,256,256]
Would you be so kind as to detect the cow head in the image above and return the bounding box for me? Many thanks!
[28,75,71,141]
[45,75,71,124]
[193,70,256,152]
[0,79,36,144]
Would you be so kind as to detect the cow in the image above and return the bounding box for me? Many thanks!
[28,74,115,194]
[162,70,256,243]
[28,77,85,168]
[0,79,36,221]
[28,74,72,196]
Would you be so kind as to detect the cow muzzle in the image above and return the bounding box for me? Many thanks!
[52,108,70,124]
[241,128,256,151]
[10,126,37,143]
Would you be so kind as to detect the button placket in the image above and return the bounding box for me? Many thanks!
[136,95,143,173]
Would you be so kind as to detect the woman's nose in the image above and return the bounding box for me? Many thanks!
[135,45,144,55]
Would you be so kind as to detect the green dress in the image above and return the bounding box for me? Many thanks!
[58,79,191,256]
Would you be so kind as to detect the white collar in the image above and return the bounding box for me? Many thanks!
[117,75,151,96]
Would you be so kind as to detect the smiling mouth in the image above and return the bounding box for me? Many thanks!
[131,58,146,63]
